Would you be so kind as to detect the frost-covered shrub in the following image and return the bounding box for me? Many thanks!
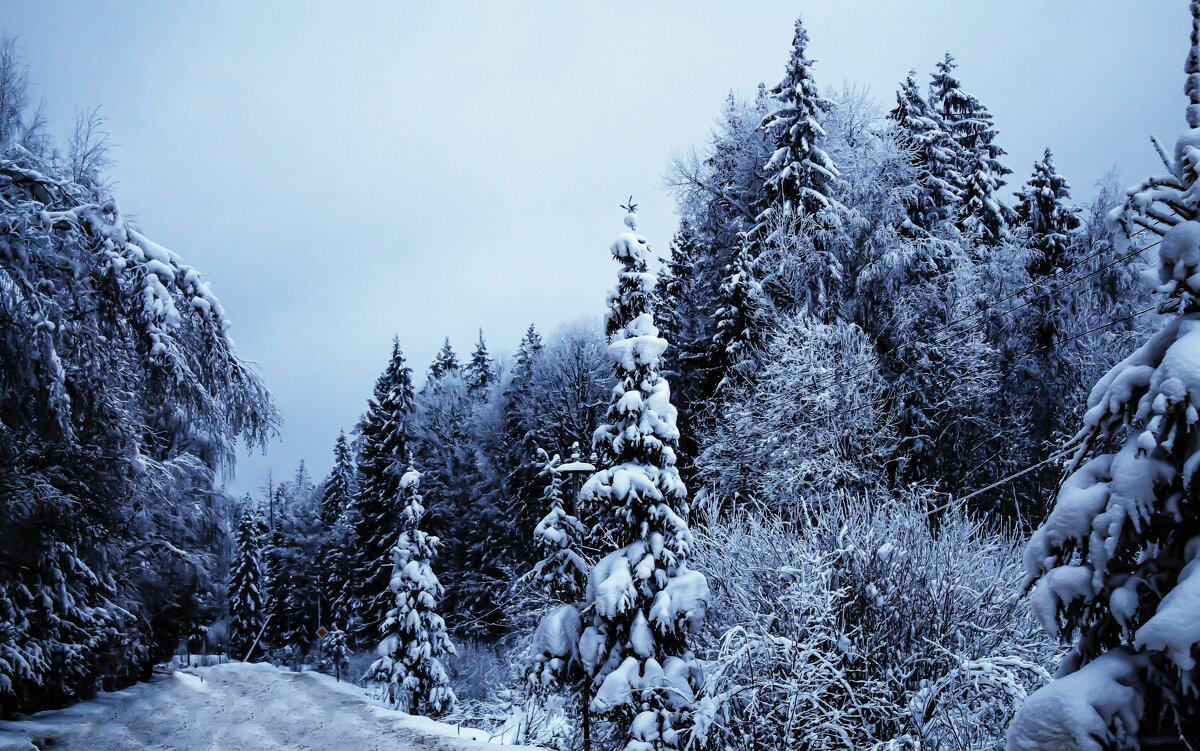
[699,313,895,512]
[693,496,1057,751]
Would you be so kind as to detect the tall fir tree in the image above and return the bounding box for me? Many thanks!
[321,430,358,631]
[756,15,843,316]
[1014,148,1082,477]
[349,338,415,643]
[1009,12,1200,745]
[890,70,961,235]
[228,504,266,661]
[710,243,771,391]
[279,479,322,667]
[465,329,495,394]
[262,522,290,652]
[576,207,709,751]
[322,431,355,527]
[760,16,841,223]
[928,53,1011,244]
[501,324,547,549]
[366,459,456,716]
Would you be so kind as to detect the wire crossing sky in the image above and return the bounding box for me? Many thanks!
[0,1,1183,493]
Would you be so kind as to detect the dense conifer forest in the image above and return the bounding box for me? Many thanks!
[1,6,1198,750]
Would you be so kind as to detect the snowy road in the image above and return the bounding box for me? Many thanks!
[0,662,510,751]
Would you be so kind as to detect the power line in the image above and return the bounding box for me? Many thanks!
[924,448,1075,517]
[773,303,1159,439]
[929,241,1154,347]
[926,225,1156,346]
[921,303,1161,511]
[789,233,1161,405]
[789,224,1157,400]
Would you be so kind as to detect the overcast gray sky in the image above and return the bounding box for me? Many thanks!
[0,1,1185,494]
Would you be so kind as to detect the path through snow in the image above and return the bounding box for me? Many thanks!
[0,662,514,751]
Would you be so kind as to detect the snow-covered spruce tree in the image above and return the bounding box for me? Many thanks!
[928,53,1011,245]
[890,70,961,235]
[429,337,460,381]
[280,479,323,666]
[1013,148,1083,490]
[324,509,357,633]
[322,430,355,527]
[229,504,267,661]
[262,514,290,653]
[1007,13,1200,746]
[320,431,357,628]
[321,626,350,682]
[755,15,843,315]
[760,16,840,225]
[465,329,495,394]
[528,445,589,604]
[575,207,709,751]
[653,222,701,378]
[1016,149,1080,293]
[367,460,456,716]
[503,325,549,536]
[349,338,415,643]
[710,241,771,393]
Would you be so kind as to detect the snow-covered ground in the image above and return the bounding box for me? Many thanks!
[0,662,522,751]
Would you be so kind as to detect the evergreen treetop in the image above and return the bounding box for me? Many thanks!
[465,329,495,393]
[1016,148,1080,277]
[761,16,841,221]
[429,337,460,381]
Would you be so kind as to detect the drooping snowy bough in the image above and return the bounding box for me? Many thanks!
[527,207,709,751]
[1,134,275,711]
[366,459,456,717]
[1007,8,1200,748]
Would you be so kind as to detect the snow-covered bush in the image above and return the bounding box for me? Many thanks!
[693,496,1057,751]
